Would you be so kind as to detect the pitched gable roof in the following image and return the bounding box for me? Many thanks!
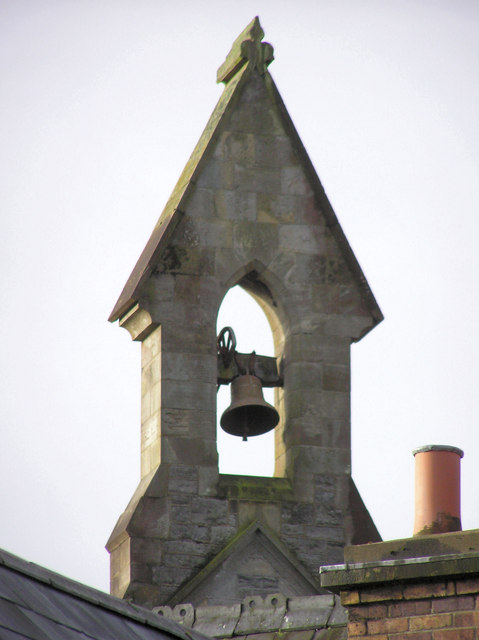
[109,17,382,334]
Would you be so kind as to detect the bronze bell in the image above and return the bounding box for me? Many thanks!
[220,374,279,441]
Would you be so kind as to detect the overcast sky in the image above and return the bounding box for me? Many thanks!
[1,1,479,594]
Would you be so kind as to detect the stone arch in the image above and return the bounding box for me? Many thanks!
[221,259,289,359]
[217,261,289,478]
[216,285,275,476]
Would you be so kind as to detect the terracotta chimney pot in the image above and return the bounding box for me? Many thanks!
[413,445,464,536]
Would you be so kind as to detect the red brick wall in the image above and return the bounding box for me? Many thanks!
[341,576,479,639]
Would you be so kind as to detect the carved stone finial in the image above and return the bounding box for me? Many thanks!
[217,16,274,84]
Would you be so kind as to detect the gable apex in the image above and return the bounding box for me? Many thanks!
[167,521,320,607]
[109,19,382,335]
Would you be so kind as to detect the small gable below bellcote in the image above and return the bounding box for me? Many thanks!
[109,16,382,339]
[165,521,320,608]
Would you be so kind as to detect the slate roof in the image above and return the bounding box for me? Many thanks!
[0,548,209,640]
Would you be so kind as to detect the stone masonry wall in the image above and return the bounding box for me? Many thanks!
[108,42,380,608]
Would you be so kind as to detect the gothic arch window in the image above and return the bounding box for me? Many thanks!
[216,285,276,477]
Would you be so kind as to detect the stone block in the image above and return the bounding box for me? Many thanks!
[191,497,229,524]
[232,221,278,258]
[315,506,344,527]
[194,603,241,637]
[214,189,257,221]
[283,361,322,393]
[141,325,163,363]
[228,97,283,136]
[163,379,216,412]
[162,408,215,439]
[282,631,315,640]
[130,537,162,564]
[236,594,286,633]
[163,322,216,355]
[129,497,170,537]
[152,564,191,589]
[304,525,344,544]
[186,187,215,219]
[141,389,152,423]
[281,524,305,537]
[281,166,313,197]
[156,245,216,277]
[163,539,210,558]
[198,466,219,496]
[179,217,234,250]
[284,333,350,366]
[170,494,190,506]
[281,503,314,526]
[142,356,161,389]
[153,603,195,627]
[319,390,350,422]
[318,313,374,341]
[130,560,152,583]
[282,595,334,630]
[215,131,256,164]
[291,445,350,476]
[150,382,161,415]
[163,553,204,569]
[235,165,281,194]
[196,157,236,190]
[169,508,190,529]
[256,193,298,224]
[168,465,198,494]
[314,475,340,507]
[321,365,349,392]
[210,524,237,545]
[316,285,365,316]
[255,135,296,168]
[141,440,161,476]
[141,413,160,450]
[168,436,218,467]
[283,418,348,450]
[328,597,347,627]
[290,470,315,503]
[279,225,321,254]
[317,419,350,450]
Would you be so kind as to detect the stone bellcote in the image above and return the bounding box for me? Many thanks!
[107,18,383,609]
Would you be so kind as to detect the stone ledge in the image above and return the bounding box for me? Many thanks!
[154,594,345,638]
[320,551,479,592]
[344,528,479,564]
[218,475,294,503]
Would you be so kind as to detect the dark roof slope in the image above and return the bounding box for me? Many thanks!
[0,548,208,640]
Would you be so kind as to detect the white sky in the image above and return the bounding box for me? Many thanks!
[1,1,478,593]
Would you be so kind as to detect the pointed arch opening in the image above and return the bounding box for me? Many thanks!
[216,285,278,477]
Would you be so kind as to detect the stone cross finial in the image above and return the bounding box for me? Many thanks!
[217,16,274,84]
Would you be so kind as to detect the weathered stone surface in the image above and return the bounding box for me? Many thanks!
[195,603,241,637]
[108,18,382,607]
[155,593,345,638]
[236,594,286,633]
[281,595,334,630]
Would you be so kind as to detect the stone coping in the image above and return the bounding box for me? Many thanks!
[320,551,479,592]
[344,528,479,564]
[153,594,346,638]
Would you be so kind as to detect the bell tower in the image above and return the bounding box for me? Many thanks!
[107,17,382,609]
